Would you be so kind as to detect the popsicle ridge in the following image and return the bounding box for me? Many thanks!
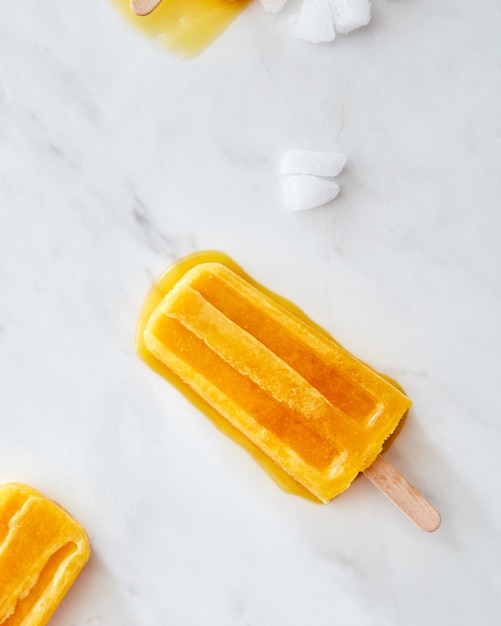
[0,483,90,626]
[142,261,412,502]
[145,315,348,473]
[160,285,333,420]
[189,265,387,424]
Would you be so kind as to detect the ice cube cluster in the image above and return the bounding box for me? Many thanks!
[260,0,372,43]
[280,149,348,211]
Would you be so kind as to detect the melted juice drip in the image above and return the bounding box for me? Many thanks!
[114,0,251,58]
[136,251,408,502]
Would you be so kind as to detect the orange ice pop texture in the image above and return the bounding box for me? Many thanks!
[0,483,90,626]
[140,254,411,502]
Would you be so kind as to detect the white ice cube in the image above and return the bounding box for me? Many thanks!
[281,150,347,177]
[282,175,340,211]
[329,0,372,34]
[260,0,289,12]
[294,0,336,43]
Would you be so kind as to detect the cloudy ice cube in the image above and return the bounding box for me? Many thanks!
[329,0,372,34]
[281,150,347,177]
[294,0,336,43]
[260,0,289,12]
[282,175,340,211]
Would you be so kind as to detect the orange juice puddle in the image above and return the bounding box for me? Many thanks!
[136,251,410,502]
[113,0,252,58]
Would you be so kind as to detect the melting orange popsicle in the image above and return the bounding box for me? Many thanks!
[114,0,251,58]
[137,251,440,530]
[0,483,90,625]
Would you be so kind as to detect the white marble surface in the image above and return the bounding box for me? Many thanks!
[1,1,501,624]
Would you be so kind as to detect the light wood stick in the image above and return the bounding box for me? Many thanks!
[130,0,164,16]
[363,456,441,532]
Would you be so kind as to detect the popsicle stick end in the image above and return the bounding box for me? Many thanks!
[363,455,441,532]
[130,0,163,16]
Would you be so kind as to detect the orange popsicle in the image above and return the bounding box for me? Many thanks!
[137,251,410,495]
[0,483,90,625]
[117,0,251,58]
[137,252,440,530]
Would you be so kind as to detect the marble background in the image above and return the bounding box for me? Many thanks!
[1,0,500,624]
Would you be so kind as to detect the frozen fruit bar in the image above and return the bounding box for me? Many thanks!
[126,0,252,58]
[0,483,90,626]
[139,253,411,503]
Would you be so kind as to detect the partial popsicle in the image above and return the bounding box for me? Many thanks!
[0,483,90,625]
[125,0,252,58]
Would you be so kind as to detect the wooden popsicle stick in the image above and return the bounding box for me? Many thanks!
[130,0,163,16]
[363,456,441,532]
